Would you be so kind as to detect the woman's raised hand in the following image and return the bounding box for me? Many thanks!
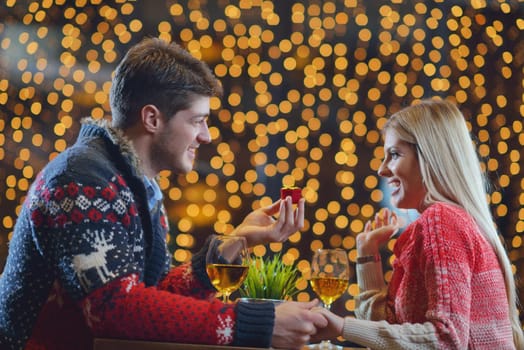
[357,208,403,256]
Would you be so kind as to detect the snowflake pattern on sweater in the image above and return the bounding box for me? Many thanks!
[27,174,146,300]
[0,119,275,350]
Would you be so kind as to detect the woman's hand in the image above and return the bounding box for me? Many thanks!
[232,197,305,247]
[309,307,344,343]
[357,208,402,256]
[272,300,327,350]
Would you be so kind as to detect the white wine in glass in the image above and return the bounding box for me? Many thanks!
[309,248,350,349]
[310,276,349,309]
[206,235,249,303]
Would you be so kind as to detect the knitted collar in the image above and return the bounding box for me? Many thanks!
[80,117,143,178]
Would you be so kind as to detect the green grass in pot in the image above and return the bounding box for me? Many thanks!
[239,253,300,300]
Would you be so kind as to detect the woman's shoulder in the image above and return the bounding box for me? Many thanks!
[420,202,470,223]
[416,202,481,244]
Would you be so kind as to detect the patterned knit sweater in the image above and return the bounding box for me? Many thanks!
[343,202,515,349]
[0,119,275,350]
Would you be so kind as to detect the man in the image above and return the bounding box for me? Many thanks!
[0,37,326,350]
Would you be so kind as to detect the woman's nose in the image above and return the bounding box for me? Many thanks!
[378,160,390,177]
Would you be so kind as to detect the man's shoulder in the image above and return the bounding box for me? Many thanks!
[39,138,117,186]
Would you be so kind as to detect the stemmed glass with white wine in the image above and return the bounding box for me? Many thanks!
[309,248,350,349]
[206,235,250,303]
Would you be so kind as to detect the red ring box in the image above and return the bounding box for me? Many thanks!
[280,187,301,204]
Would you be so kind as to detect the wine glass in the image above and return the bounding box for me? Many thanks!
[206,235,250,303]
[309,248,350,349]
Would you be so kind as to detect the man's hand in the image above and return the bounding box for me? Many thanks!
[272,300,327,350]
[232,197,305,247]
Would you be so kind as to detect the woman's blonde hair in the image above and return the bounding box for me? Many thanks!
[383,98,523,349]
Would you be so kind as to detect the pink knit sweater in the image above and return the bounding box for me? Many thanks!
[344,202,515,349]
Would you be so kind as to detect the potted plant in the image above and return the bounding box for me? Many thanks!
[239,253,301,304]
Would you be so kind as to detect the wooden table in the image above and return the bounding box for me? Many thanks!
[94,338,366,350]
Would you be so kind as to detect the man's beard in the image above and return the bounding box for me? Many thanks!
[149,130,174,174]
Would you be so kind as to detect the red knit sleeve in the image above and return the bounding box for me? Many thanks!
[81,273,237,345]
[156,263,216,301]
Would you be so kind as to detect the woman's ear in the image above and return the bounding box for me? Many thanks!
[140,104,163,134]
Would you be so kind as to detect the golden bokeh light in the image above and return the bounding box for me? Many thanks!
[0,0,522,318]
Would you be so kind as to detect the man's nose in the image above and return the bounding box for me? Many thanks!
[198,124,212,144]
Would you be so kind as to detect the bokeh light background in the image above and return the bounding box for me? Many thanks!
[1,0,523,321]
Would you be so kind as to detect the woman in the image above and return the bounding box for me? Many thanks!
[312,99,524,349]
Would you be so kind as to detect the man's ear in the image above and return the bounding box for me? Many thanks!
[141,104,163,134]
